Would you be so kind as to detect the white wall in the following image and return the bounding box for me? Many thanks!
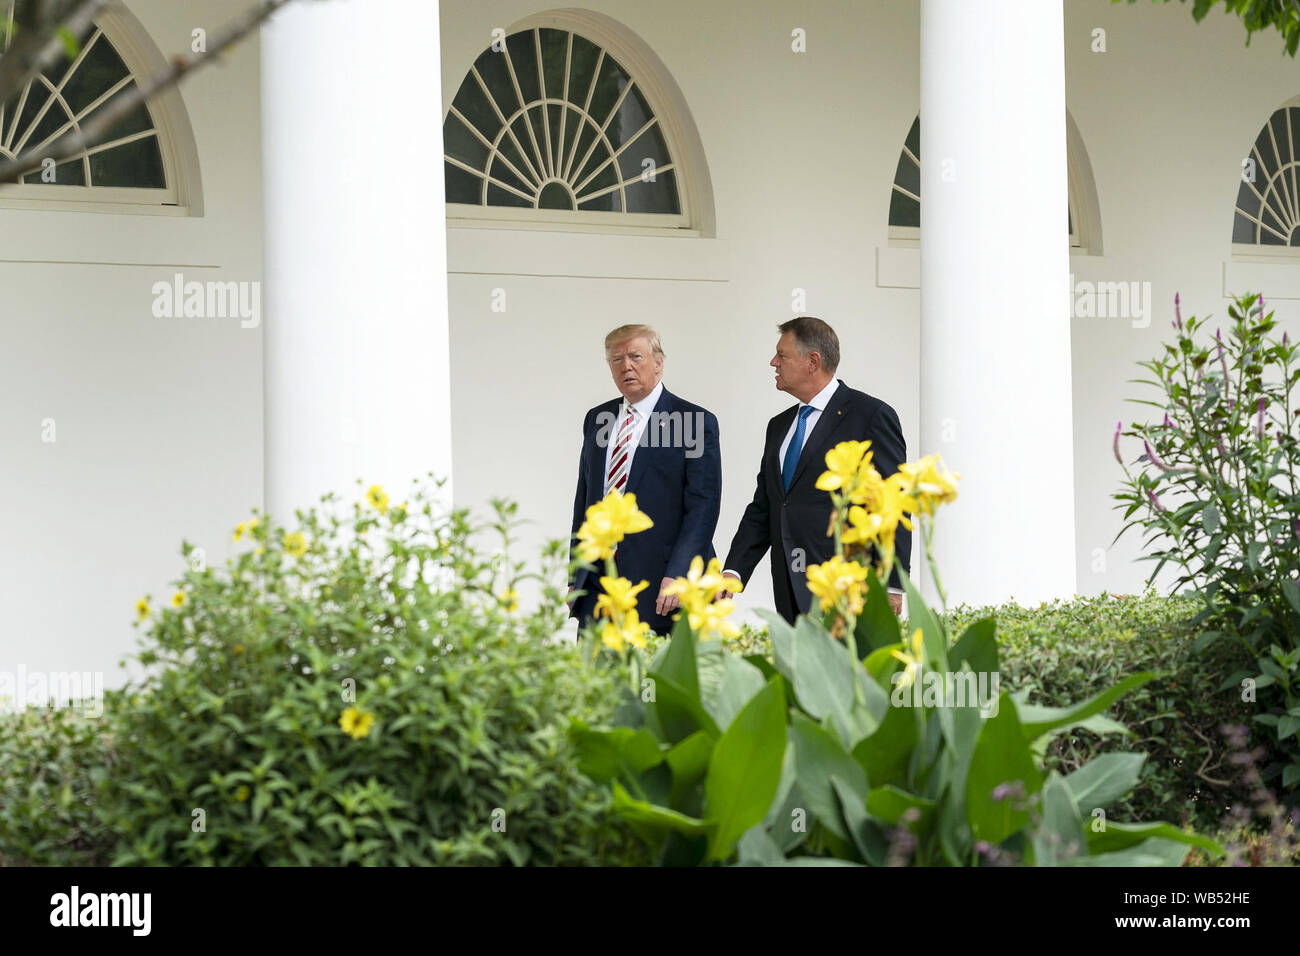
[0,0,263,688]
[442,0,1300,623]
[1065,0,1300,599]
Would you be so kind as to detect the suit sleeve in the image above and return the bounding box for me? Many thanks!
[569,412,591,577]
[868,402,911,587]
[723,424,774,586]
[666,410,721,579]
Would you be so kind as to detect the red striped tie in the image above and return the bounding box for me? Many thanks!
[605,403,637,495]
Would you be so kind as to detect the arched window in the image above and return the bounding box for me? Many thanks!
[442,10,712,234]
[0,1,202,214]
[1232,100,1300,252]
[887,112,1101,254]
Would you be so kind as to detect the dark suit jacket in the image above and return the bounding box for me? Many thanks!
[569,386,721,635]
[723,379,910,623]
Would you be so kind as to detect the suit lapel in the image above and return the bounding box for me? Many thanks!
[624,386,673,499]
[788,380,851,491]
[768,404,798,494]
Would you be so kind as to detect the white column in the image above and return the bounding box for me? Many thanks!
[919,0,1076,606]
[261,0,451,518]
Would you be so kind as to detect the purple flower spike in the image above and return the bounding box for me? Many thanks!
[1147,489,1166,513]
[1163,412,1174,429]
[992,784,1011,802]
[1174,292,1183,330]
[1113,421,1123,465]
[1256,397,1266,439]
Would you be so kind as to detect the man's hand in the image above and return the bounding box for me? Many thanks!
[656,577,679,617]
[888,591,903,615]
[717,571,742,601]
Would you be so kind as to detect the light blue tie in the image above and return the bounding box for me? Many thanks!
[782,405,816,492]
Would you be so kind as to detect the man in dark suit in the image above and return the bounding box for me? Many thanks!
[569,324,722,635]
[719,316,910,623]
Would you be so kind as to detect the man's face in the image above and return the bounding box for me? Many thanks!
[771,330,813,396]
[608,336,663,403]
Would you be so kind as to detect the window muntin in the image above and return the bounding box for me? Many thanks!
[443,27,681,217]
[1233,105,1300,248]
[0,2,166,190]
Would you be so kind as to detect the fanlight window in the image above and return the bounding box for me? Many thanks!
[443,27,681,217]
[0,1,165,188]
[888,115,1079,246]
[1232,105,1300,248]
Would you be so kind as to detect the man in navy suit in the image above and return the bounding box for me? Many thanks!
[569,325,722,635]
[719,316,910,623]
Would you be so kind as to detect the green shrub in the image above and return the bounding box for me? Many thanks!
[0,703,118,866]
[95,481,648,866]
[1114,292,1300,788]
[948,592,1270,833]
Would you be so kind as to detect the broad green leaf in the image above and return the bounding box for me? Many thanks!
[707,653,766,730]
[736,824,786,866]
[646,672,720,745]
[899,568,948,669]
[657,619,699,698]
[832,774,884,865]
[865,784,936,834]
[1032,772,1086,866]
[704,678,788,861]
[789,616,856,728]
[1062,753,1147,811]
[756,609,797,680]
[568,721,663,783]
[1086,820,1223,858]
[665,731,714,809]
[611,782,709,843]
[855,570,901,654]
[1067,837,1192,867]
[1017,672,1157,741]
[852,697,918,788]
[965,693,1042,844]
[949,617,998,674]
[790,712,868,842]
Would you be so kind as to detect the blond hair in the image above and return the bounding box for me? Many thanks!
[604,324,665,361]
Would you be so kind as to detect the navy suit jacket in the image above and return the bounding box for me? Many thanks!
[569,386,721,635]
[723,380,911,623]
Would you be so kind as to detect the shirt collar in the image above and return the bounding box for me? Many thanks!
[802,378,840,412]
[625,380,664,418]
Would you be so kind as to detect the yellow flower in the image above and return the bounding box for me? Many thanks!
[134,598,150,621]
[684,598,741,641]
[366,484,390,514]
[283,531,307,557]
[804,556,870,616]
[235,785,250,802]
[599,609,651,653]
[594,576,649,621]
[500,588,519,613]
[663,555,741,617]
[233,644,244,655]
[890,627,926,688]
[575,491,654,563]
[897,455,960,515]
[339,706,374,740]
[233,522,247,541]
[171,591,186,608]
[816,440,874,493]
[843,476,914,552]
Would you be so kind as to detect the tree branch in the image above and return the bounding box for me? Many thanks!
[0,0,111,111]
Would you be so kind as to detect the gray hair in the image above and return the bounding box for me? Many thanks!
[778,316,839,374]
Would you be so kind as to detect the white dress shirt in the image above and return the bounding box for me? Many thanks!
[604,380,665,488]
